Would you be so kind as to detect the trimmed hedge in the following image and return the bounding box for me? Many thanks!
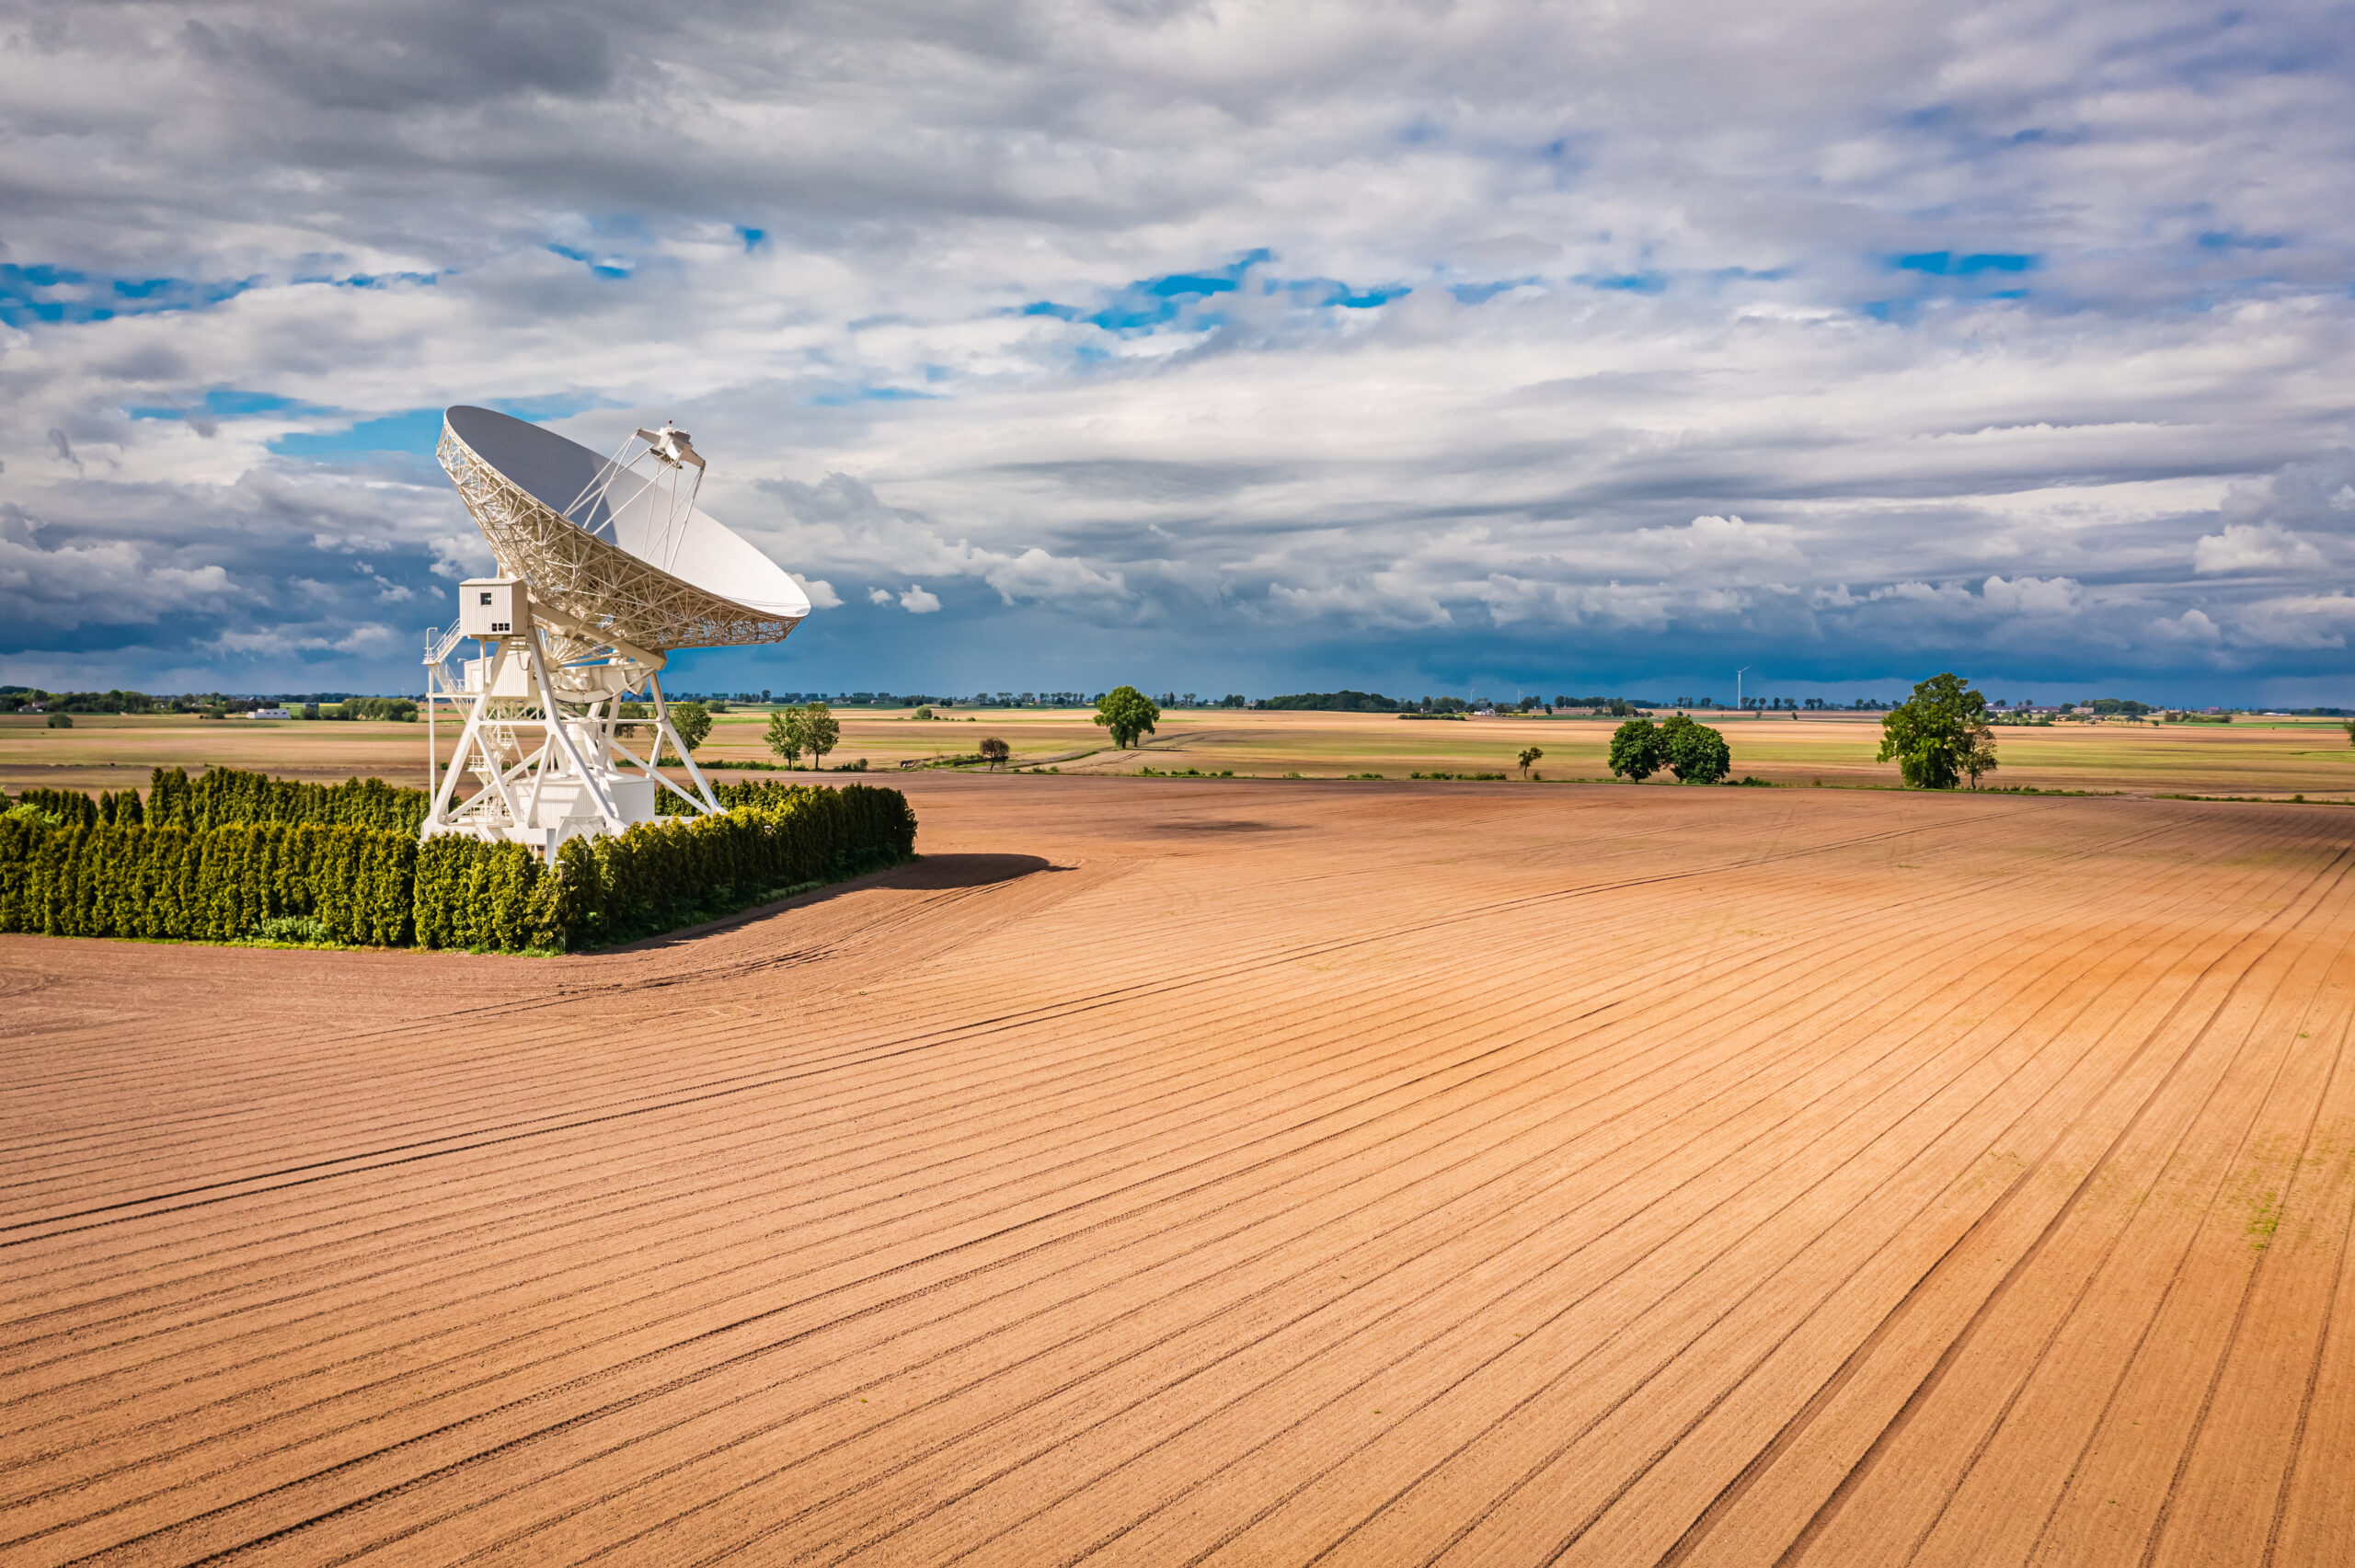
[0,817,415,944]
[147,765,430,833]
[0,773,916,953]
[537,782,918,948]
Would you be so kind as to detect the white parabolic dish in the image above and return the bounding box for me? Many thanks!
[438,406,810,654]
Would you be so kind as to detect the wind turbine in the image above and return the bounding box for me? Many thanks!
[1737,666,1750,714]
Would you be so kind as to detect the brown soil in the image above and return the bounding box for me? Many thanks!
[5,778,2352,1565]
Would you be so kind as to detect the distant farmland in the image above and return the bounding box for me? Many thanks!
[11,705,2355,800]
[5,776,2353,1565]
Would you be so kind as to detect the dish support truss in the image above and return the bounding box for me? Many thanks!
[419,618,720,861]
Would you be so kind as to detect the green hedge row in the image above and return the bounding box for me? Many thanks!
[0,817,415,944]
[564,782,918,946]
[146,765,430,833]
[1,774,916,953]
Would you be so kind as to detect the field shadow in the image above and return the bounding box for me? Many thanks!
[879,853,1058,888]
[1148,819,1289,835]
[595,854,1061,956]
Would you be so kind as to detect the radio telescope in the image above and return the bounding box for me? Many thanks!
[420,406,811,857]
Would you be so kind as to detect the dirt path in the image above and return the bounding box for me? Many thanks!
[4,779,2351,1565]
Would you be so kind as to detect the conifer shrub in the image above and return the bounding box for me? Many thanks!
[0,773,915,953]
[0,818,415,944]
[17,788,99,828]
[145,765,430,833]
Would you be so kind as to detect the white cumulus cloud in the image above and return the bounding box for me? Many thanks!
[2192,523,2327,576]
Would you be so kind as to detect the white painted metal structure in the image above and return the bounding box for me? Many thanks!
[422,406,811,858]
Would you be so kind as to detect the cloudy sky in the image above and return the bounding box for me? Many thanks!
[5,0,2352,704]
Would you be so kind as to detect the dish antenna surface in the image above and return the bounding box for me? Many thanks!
[421,407,811,857]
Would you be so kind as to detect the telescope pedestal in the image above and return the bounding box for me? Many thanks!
[420,622,719,860]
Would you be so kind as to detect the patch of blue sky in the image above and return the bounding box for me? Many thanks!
[263,395,609,459]
[1148,271,1242,298]
[0,264,258,327]
[1451,279,1536,303]
[127,388,335,421]
[1574,270,1668,292]
[1024,250,1416,334]
[1279,278,1409,309]
[2197,230,2287,251]
[269,406,449,459]
[1088,299,1208,331]
[1893,251,2037,277]
[546,243,632,279]
[204,389,302,417]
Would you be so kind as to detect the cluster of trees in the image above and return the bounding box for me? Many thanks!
[2,771,918,952]
[0,687,419,719]
[763,702,844,768]
[1260,691,1402,712]
[1556,695,1669,713]
[3,687,167,714]
[956,691,1095,708]
[297,697,419,721]
[1608,715,1733,784]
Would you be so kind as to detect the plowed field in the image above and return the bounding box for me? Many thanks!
[6,777,2354,1565]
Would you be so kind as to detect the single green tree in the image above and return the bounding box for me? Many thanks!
[46,712,73,729]
[1094,685,1161,749]
[669,701,713,751]
[795,702,841,769]
[979,737,1011,771]
[1517,746,1544,778]
[615,700,647,738]
[1609,717,1663,781]
[764,708,802,767]
[1660,714,1732,784]
[1878,672,1994,789]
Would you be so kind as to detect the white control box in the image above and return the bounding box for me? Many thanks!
[459,578,528,638]
[461,653,534,697]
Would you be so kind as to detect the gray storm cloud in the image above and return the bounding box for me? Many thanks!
[1,0,2350,698]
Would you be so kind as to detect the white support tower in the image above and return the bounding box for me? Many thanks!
[423,407,811,860]
[420,579,720,855]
